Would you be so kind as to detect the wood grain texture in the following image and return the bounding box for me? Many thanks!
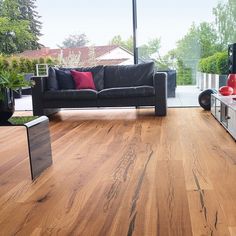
[0,108,235,235]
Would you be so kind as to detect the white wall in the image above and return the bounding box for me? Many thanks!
[119,58,134,65]
[97,47,133,60]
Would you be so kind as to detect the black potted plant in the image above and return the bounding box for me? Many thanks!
[0,70,33,121]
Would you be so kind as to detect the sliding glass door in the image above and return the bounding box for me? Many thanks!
[135,0,235,107]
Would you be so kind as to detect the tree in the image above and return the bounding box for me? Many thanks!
[155,49,177,70]
[155,22,222,85]
[139,38,161,59]
[175,22,221,62]
[62,33,89,48]
[172,22,222,84]
[87,46,97,66]
[109,35,162,58]
[0,0,39,54]
[176,60,192,85]
[1,0,20,19]
[0,17,35,54]
[0,0,2,15]
[109,35,133,52]
[213,0,236,46]
[59,51,82,67]
[18,0,42,49]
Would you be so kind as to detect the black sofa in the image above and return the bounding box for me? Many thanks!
[31,62,167,116]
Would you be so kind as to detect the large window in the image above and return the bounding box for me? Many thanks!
[38,0,134,66]
[135,0,236,106]
[136,0,235,84]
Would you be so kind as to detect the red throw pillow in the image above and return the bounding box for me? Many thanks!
[70,70,96,90]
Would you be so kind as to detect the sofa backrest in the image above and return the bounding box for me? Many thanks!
[59,65,104,91]
[46,63,155,91]
[103,62,155,88]
[46,65,104,91]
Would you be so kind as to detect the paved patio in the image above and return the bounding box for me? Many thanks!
[15,85,201,111]
[15,95,33,111]
[168,85,201,107]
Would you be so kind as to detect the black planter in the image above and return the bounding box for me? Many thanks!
[0,88,15,121]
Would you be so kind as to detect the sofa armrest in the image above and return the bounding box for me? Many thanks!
[31,76,47,92]
[31,76,47,116]
[153,72,167,116]
[157,70,176,97]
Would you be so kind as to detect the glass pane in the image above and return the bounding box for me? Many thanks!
[38,0,133,66]
[15,0,133,112]
[136,0,235,107]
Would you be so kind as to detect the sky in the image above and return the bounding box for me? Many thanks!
[37,0,226,55]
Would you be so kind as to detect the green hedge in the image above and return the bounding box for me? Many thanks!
[198,51,228,75]
[0,56,58,74]
[177,60,192,85]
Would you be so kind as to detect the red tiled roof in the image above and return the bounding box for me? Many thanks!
[95,59,129,66]
[18,45,120,61]
[18,45,133,66]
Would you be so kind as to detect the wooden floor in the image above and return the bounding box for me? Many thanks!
[0,108,236,236]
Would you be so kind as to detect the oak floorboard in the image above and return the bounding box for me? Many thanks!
[153,160,192,236]
[229,227,236,236]
[0,108,236,235]
[158,110,184,160]
[175,110,213,191]
[189,110,236,226]
[187,190,230,236]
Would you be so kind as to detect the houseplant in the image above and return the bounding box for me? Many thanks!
[0,70,32,121]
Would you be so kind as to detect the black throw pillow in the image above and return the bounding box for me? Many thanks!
[47,67,59,91]
[59,65,104,91]
[55,69,75,90]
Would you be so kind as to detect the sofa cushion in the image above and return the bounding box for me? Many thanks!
[47,67,59,91]
[71,70,96,90]
[98,86,155,98]
[55,69,75,90]
[104,62,155,88]
[44,89,97,100]
[60,65,104,91]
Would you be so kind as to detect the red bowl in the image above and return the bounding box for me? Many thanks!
[219,86,234,96]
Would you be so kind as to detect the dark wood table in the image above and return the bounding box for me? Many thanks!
[0,116,53,180]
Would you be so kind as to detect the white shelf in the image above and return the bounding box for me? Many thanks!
[212,94,236,111]
[211,94,236,140]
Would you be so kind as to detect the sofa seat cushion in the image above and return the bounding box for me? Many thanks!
[98,86,155,98]
[44,89,97,100]
[104,62,154,88]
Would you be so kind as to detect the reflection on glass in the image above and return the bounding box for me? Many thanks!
[136,0,235,84]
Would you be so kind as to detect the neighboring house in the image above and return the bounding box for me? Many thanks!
[18,45,134,66]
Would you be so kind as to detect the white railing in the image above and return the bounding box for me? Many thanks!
[36,64,49,77]
[197,72,227,91]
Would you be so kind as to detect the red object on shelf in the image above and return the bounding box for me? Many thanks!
[227,74,236,95]
[219,86,234,96]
